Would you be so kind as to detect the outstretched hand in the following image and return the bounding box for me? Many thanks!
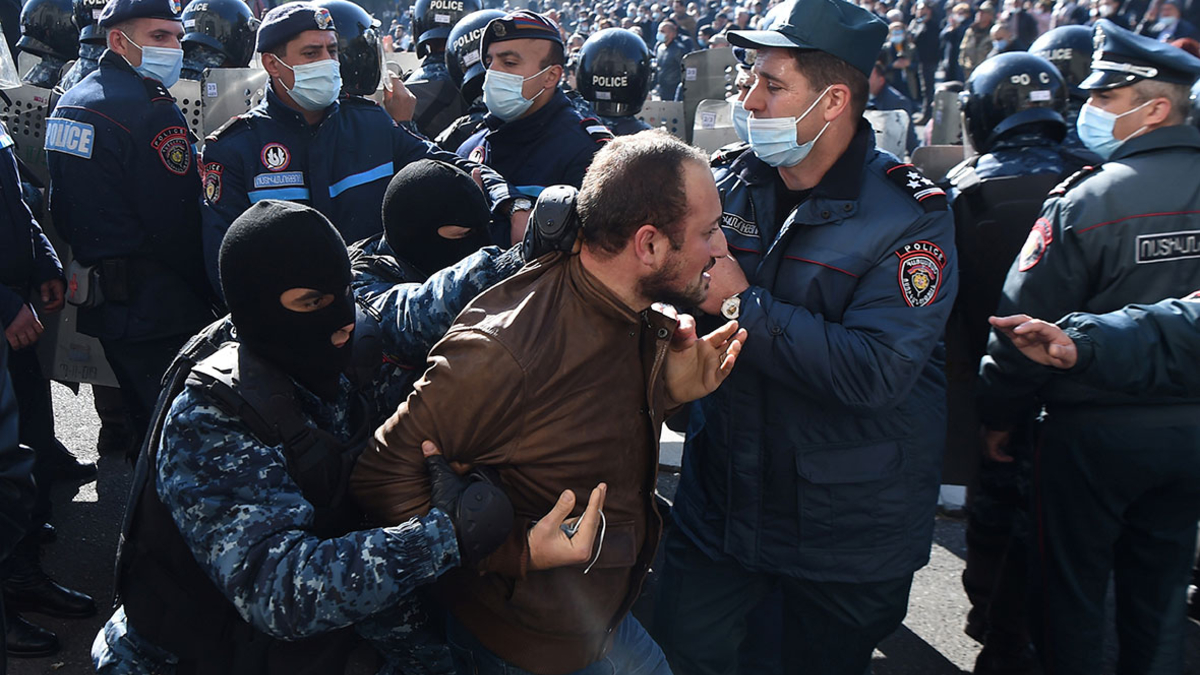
[989,314,1078,370]
[664,319,747,403]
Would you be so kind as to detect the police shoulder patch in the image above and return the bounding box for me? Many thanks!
[884,162,947,213]
[894,240,947,307]
[1049,165,1098,195]
[152,126,191,175]
[579,117,614,144]
[1017,217,1054,272]
[205,114,250,143]
[202,161,223,203]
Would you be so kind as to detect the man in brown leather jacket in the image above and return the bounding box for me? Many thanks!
[351,130,746,675]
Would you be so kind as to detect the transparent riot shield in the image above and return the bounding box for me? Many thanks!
[168,78,204,142]
[637,100,685,139]
[407,77,465,139]
[911,144,969,184]
[691,98,739,155]
[194,67,269,150]
[929,87,963,146]
[679,47,736,143]
[384,51,422,80]
[863,109,910,160]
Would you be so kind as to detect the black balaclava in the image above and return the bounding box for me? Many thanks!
[382,159,493,277]
[219,200,355,400]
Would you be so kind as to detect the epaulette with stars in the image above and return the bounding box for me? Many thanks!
[883,162,947,213]
[1049,165,1099,196]
[205,114,251,143]
[579,116,614,144]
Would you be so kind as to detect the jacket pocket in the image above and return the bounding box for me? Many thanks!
[795,440,903,484]
[794,441,908,553]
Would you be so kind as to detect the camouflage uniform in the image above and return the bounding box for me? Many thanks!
[59,43,104,91]
[92,244,526,675]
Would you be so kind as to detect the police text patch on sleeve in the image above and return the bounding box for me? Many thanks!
[45,119,96,159]
[1136,230,1200,264]
[894,240,947,307]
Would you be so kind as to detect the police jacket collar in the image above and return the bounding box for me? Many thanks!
[1110,123,1200,162]
[484,88,571,136]
[264,86,338,129]
[735,118,873,224]
[99,48,140,77]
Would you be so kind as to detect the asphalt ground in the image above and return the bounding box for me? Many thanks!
[9,382,1200,674]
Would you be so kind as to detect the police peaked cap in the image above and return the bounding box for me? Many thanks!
[98,0,183,28]
[480,10,563,60]
[725,0,887,78]
[255,2,337,53]
[1082,19,1200,89]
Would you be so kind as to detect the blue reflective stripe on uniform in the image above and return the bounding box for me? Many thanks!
[515,186,545,197]
[328,162,393,198]
[248,187,312,202]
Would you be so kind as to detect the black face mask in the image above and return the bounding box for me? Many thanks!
[382,159,493,277]
[219,200,356,400]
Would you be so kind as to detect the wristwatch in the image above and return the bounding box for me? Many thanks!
[720,293,741,320]
[509,197,533,216]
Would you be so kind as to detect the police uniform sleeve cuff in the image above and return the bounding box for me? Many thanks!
[497,243,526,272]
[1061,327,1095,375]
[384,508,461,581]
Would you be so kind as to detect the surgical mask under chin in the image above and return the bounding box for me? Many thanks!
[731,98,751,143]
[275,56,343,112]
[483,66,550,121]
[1076,99,1151,159]
[747,85,832,168]
[120,31,183,87]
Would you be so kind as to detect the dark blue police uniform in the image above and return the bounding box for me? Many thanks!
[200,91,516,291]
[598,113,651,136]
[47,42,215,431]
[405,54,450,83]
[977,20,1200,675]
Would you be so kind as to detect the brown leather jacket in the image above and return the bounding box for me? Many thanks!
[351,253,676,675]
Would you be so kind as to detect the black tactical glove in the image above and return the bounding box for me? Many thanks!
[425,454,514,567]
[521,185,581,261]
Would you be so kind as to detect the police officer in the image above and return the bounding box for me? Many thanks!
[576,27,652,135]
[977,20,1200,675]
[199,2,525,292]
[94,198,589,674]
[653,0,957,671]
[407,0,479,84]
[17,0,77,87]
[1029,25,1094,146]
[179,0,260,80]
[434,8,504,151]
[457,9,613,245]
[315,0,378,96]
[46,0,217,442]
[59,0,104,90]
[945,50,1096,675]
[867,49,919,154]
[652,17,685,99]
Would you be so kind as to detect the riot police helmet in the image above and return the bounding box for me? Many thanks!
[181,0,260,69]
[1028,25,1092,101]
[315,0,381,96]
[576,27,650,116]
[18,0,78,61]
[71,0,106,45]
[959,51,1067,153]
[413,0,481,58]
[445,8,504,101]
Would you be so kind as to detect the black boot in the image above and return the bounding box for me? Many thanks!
[1,537,95,619]
[4,607,60,658]
[974,631,1039,675]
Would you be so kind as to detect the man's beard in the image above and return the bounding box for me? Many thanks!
[638,254,713,309]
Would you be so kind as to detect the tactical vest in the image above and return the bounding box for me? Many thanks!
[114,317,374,675]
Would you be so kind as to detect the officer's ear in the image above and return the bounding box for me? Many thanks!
[822,83,853,122]
[1141,96,1175,128]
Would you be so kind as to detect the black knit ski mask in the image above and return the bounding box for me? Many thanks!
[382,159,493,277]
[219,200,355,400]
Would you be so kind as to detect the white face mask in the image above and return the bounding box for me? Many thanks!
[482,66,551,121]
[273,56,343,112]
[747,85,832,167]
[119,31,183,87]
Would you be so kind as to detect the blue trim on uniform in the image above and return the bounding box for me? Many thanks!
[328,162,393,198]
[248,187,312,202]
[515,185,545,197]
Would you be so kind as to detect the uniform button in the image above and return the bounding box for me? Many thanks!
[629,331,635,337]
[657,328,670,339]
[843,204,853,211]
[769,325,782,336]
[820,210,831,219]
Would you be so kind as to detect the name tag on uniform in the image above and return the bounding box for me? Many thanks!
[1136,230,1200,264]
[45,119,95,159]
[253,171,305,188]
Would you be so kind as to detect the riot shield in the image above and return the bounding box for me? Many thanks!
[679,47,736,143]
[168,78,205,142]
[384,51,421,80]
[407,77,465,139]
[911,144,968,184]
[863,109,910,160]
[929,87,963,145]
[0,83,54,185]
[691,98,738,155]
[195,67,269,150]
[637,100,685,139]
